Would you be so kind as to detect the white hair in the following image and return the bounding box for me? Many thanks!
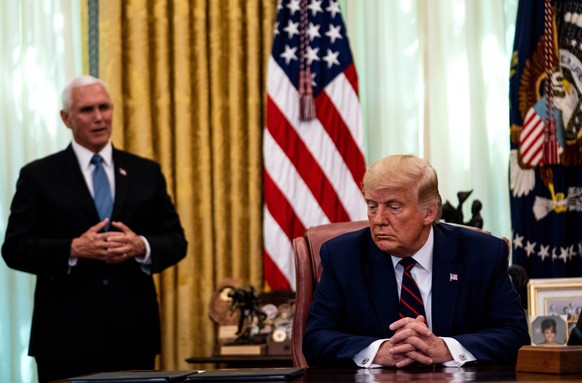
[61,75,109,111]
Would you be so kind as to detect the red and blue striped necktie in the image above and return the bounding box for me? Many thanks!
[398,258,426,319]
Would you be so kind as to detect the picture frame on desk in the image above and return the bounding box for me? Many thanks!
[528,278,582,316]
[530,315,567,346]
[528,277,582,340]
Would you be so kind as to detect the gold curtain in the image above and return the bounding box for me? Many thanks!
[95,0,276,369]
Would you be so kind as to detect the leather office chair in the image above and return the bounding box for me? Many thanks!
[290,220,510,368]
[291,220,369,368]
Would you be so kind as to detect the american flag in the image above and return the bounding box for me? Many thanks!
[263,0,367,290]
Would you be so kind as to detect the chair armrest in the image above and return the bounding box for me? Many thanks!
[292,236,313,368]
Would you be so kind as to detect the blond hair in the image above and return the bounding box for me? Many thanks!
[362,154,442,221]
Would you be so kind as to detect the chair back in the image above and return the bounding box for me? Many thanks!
[291,220,369,368]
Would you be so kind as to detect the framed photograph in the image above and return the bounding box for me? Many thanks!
[528,278,582,327]
[530,315,568,346]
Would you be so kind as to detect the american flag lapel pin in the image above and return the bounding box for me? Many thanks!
[119,168,127,176]
[450,273,458,282]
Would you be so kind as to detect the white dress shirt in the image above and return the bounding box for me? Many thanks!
[353,227,476,367]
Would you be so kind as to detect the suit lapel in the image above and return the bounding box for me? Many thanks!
[363,236,401,338]
[60,145,99,220]
[431,224,463,335]
[112,149,130,220]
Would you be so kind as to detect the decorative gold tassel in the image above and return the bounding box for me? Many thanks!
[299,68,315,120]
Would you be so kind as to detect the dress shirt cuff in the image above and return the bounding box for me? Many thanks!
[353,339,388,368]
[134,235,152,274]
[440,337,476,366]
[67,256,78,274]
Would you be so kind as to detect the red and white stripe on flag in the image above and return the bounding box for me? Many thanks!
[519,107,544,166]
[263,0,367,290]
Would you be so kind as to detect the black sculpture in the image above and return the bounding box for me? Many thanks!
[465,199,483,229]
[228,285,267,344]
[441,190,483,229]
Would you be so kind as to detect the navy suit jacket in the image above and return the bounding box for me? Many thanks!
[2,145,187,358]
[303,223,530,367]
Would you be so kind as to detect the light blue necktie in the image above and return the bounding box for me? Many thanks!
[90,154,113,228]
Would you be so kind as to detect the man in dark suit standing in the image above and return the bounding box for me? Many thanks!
[303,154,530,367]
[2,76,188,382]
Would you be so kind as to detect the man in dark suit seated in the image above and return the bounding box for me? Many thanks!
[2,76,188,382]
[303,154,530,367]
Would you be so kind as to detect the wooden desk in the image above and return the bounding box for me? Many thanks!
[204,365,582,382]
[303,365,579,382]
[56,365,582,382]
[301,365,582,382]
[185,354,293,368]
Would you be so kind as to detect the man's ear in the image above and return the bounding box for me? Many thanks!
[60,110,71,128]
[423,204,438,224]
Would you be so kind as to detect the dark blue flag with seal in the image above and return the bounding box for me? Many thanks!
[510,0,582,278]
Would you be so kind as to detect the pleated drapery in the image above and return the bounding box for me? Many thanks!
[95,1,275,369]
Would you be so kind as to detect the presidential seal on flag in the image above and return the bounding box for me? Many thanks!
[510,0,582,278]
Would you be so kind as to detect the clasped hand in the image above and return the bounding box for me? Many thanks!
[70,218,146,263]
[373,315,453,368]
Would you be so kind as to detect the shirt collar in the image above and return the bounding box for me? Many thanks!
[71,140,113,170]
[391,226,434,272]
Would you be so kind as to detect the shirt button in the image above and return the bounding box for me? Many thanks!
[362,358,369,364]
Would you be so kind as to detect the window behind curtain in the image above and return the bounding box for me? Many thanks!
[339,0,518,239]
[0,1,82,382]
